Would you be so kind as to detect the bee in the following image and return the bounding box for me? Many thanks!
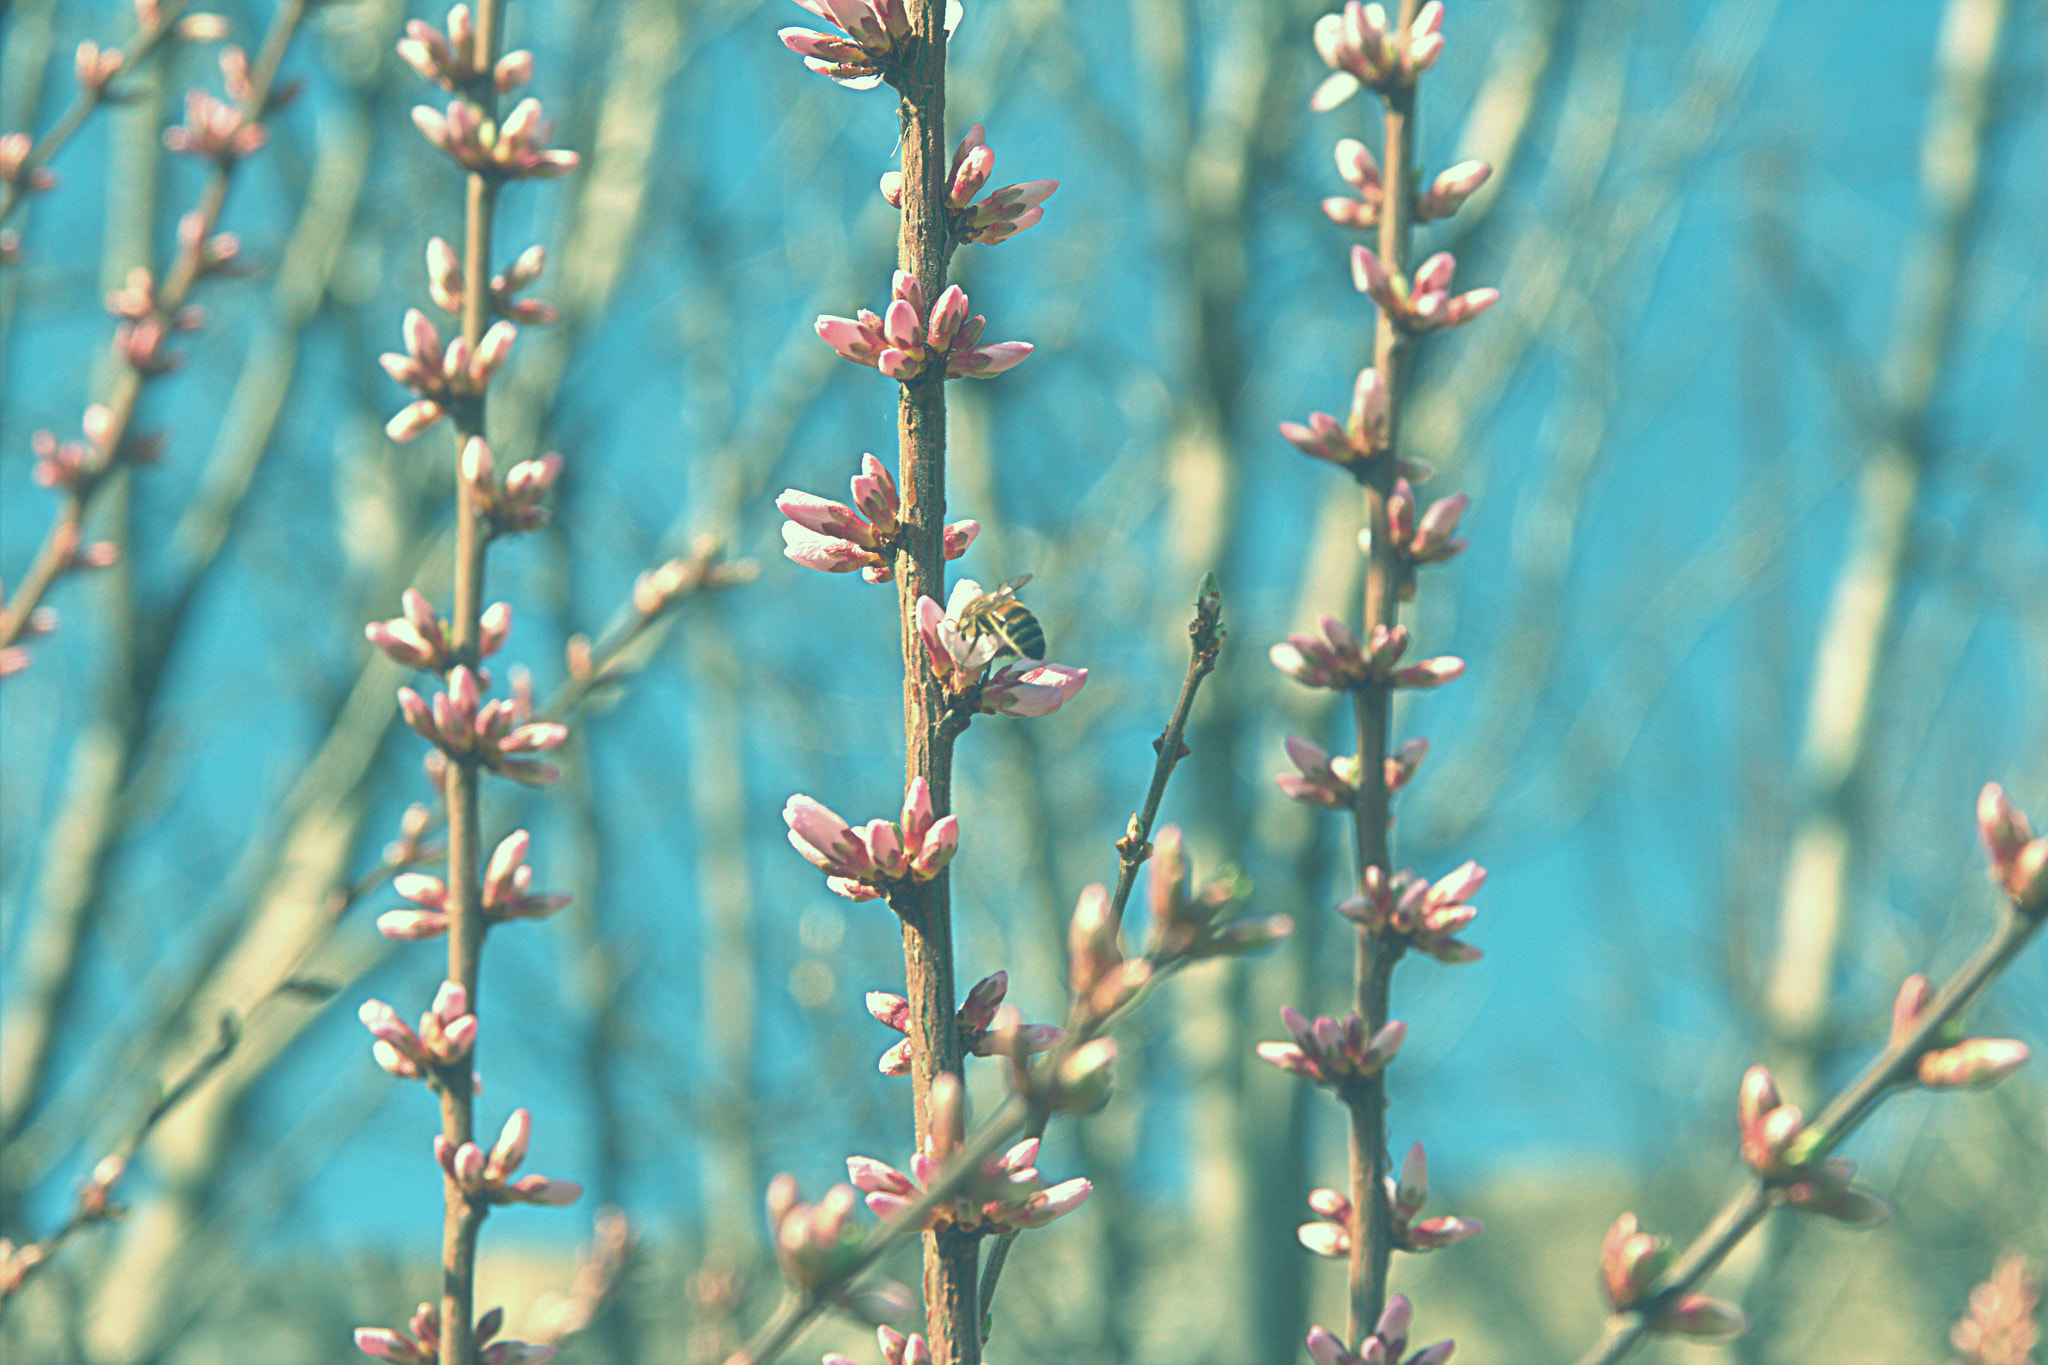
[956,574,1046,662]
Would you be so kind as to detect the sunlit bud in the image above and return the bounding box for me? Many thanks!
[1050,1037,1117,1113]
[1395,1142,1429,1220]
[1919,1038,2029,1089]
[486,1108,531,1181]
[494,49,534,92]
[1977,784,2031,868]
[462,436,496,493]
[1417,159,1492,220]
[479,602,512,657]
[176,13,232,41]
[1599,1212,1669,1310]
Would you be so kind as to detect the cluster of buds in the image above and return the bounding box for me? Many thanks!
[880,124,1057,247]
[1340,861,1485,963]
[1977,783,2048,911]
[380,828,572,940]
[105,267,205,375]
[766,1174,862,1289]
[825,1327,939,1365]
[356,1306,555,1365]
[412,97,579,180]
[1068,884,1152,1024]
[1733,1066,1889,1223]
[865,970,1062,1076]
[1257,1006,1407,1091]
[1322,137,1492,230]
[2,132,57,199]
[1270,616,1464,692]
[1309,1,1445,110]
[777,452,979,582]
[1298,1143,1481,1258]
[75,40,126,95]
[1891,975,2030,1089]
[1277,734,1428,810]
[1947,1254,2041,1365]
[1139,825,1291,964]
[396,664,569,784]
[1353,247,1499,334]
[816,272,1032,381]
[426,238,560,326]
[625,538,757,621]
[848,1074,1092,1234]
[397,6,535,94]
[461,437,562,537]
[1598,1213,1746,1337]
[163,85,267,162]
[1280,367,1392,478]
[1386,479,1468,576]
[359,981,476,1080]
[913,582,1089,718]
[1306,1297,1453,1365]
[381,310,517,441]
[777,0,960,90]
[434,1108,582,1207]
[783,779,960,902]
[366,590,511,672]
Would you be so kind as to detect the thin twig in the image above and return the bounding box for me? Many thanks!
[977,577,1226,1335]
[1576,897,2045,1365]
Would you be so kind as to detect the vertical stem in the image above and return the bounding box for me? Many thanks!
[438,6,504,1365]
[888,3,977,1362]
[1345,5,1419,1342]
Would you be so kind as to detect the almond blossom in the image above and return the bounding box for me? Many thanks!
[365,590,511,672]
[358,981,476,1080]
[816,271,1031,381]
[1976,782,2048,908]
[411,96,578,179]
[394,664,569,784]
[777,0,962,90]
[766,1175,863,1290]
[777,452,980,582]
[1599,1213,1746,1337]
[1306,1296,1454,1365]
[381,310,518,442]
[1890,973,2031,1089]
[1281,365,1388,476]
[1270,616,1463,692]
[1298,1144,1482,1258]
[782,779,960,902]
[355,1303,556,1365]
[433,1108,582,1207]
[1142,825,1291,963]
[378,828,571,940]
[1387,479,1469,569]
[846,1075,1091,1235]
[1322,138,1491,229]
[865,970,1062,1075]
[880,124,1058,246]
[1257,1006,1407,1089]
[1340,861,1485,963]
[396,5,534,94]
[1353,246,1499,334]
[913,581,1088,718]
[1310,1,1446,110]
[825,1326,937,1365]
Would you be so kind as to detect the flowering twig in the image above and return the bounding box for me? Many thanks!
[1578,789,2046,1365]
[0,0,197,227]
[1,2,298,672]
[974,574,1227,1332]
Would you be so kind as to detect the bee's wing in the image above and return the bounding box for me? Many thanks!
[996,573,1033,596]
